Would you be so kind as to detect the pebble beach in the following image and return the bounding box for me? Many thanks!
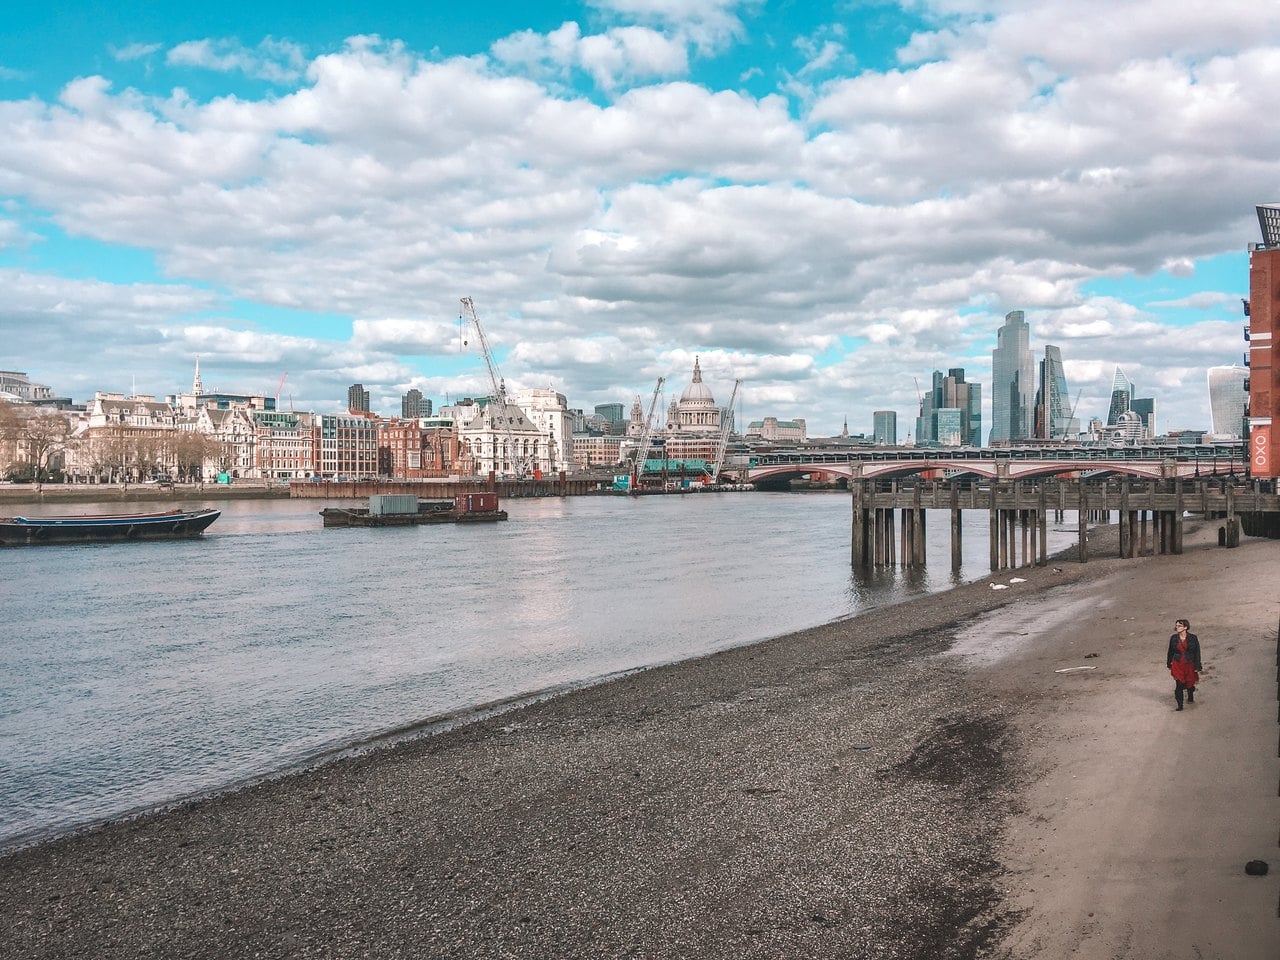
[2,520,1276,959]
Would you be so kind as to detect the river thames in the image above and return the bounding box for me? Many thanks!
[0,492,1084,850]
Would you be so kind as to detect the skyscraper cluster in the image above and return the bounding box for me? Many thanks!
[915,369,981,446]
[987,310,1091,444]
[1105,368,1155,437]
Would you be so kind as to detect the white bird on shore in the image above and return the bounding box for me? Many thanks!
[990,583,1009,590]
[1010,577,1026,583]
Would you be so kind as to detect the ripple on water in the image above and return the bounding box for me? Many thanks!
[0,493,1087,849]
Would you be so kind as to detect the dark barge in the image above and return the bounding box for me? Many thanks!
[321,493,508,528]
[0,508,222,546]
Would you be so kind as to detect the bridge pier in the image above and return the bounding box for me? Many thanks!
[849,476,1270,574]
[951,490,962,573]
[1078,486,1089,563]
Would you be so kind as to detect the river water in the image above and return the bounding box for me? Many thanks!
[0,492,1083,851]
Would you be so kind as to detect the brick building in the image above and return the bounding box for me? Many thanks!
[1248,204,1279,478]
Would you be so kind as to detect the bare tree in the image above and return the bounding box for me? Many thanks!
[95,424,133,486]
[172,431,225,486]
[0,399,19,475]
[21,413,71,492]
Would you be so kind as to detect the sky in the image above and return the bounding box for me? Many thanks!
[1,0,1277,437]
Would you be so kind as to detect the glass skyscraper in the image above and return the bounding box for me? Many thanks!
[1207,366,1248,437]
[1035,345,1077,439]
[990,310,1034,444]
[915,368,980,446]
[872,410,897,445]
[1106,367,1133,425]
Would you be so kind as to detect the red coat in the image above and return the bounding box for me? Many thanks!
[1167,633,1201,686]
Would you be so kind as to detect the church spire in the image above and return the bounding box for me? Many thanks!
[193,356,204,395]
[692,356,703,383]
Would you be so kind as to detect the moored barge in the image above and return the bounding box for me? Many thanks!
[321,493,508,528]
[0,508,222,546]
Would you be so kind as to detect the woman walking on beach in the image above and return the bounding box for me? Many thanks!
[1167,618,1202,711]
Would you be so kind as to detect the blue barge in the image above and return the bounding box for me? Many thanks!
[0,508,221,546]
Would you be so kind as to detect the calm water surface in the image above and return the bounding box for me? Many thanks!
[0,492,1082,849]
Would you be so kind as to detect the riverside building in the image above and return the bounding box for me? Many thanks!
[317,413,378,479]
[1247,203,1280,478]
[511,387,576,474]
[457,388,555,478]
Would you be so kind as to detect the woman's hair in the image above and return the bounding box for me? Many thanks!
[1176,618,1190,629]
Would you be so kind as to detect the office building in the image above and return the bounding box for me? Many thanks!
[1207,366,1249,438]
[317,413,378,478]
[1106,368,1133,425]
[594,402,627,436]
[401,388,431,419]
[347,383,371,413]
[872,410,897,445]
[916,368,980,446]
[1130,397,1156,436]
[512,387,575,473]
[990,310,1034,444]
[1034,345,1078,439]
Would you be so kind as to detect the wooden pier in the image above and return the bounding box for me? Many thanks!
[850,478,1280,572]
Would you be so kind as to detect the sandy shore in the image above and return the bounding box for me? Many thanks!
[1,520,1276,959]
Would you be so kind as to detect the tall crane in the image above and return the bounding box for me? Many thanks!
[710,378,742,485]
[460,296,531,479]
[629,376,665,494]
[274,372,288,404]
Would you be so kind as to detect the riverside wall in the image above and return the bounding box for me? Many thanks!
[286,476,609,499]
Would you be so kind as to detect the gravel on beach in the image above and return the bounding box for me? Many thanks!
[2,529,1135,959]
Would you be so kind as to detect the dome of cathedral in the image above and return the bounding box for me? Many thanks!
[672,357,721,434]
[679,357,716,406]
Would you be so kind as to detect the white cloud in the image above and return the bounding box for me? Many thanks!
[0,3,1274,432]
[587,0,750,55]
[1160,257,1196,278]
[111,43,162,62]
[493,22,688,90]
[167,37,307,84]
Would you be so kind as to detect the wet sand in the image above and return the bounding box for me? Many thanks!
[1,520,1276,959]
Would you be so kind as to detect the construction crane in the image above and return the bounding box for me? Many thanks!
[459,296,531,479]
[629,377,665,494]
[274,372,288,403]
[710,378,742,485]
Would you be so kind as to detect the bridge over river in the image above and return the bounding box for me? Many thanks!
[740,444,1280,571]
[743,442,1253,487]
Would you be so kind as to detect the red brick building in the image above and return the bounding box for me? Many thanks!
[377,418,474,479]
[1247,204,1279,478]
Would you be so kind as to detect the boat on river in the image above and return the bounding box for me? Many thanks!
[321,493,508,528]
[0,508,222,546]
